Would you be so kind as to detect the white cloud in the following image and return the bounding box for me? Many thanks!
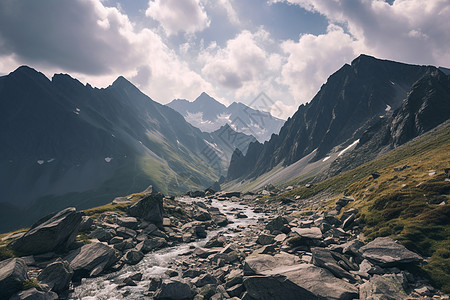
[217,0,240,25]
[146,0,210,36]
[280,24,360,103]
[0,0,211,103]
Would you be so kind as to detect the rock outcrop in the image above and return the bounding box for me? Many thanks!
[0,258,28,299]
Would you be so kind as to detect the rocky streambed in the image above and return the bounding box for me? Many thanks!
[0,189,448,300]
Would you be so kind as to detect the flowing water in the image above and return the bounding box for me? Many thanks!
[69,197,263,299]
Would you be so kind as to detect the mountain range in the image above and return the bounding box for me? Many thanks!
[167,92,285,142]
[0,67,253,231]
[226,55,450,188]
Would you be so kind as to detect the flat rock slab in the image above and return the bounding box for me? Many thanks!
[244,253,300,275]
[0,258,28,299]
[262,264,359,300]
[359,237,423,267]
[9,207,82,255]
[10,288,58,300]
[292,227,323,239]
[360,273,410,300]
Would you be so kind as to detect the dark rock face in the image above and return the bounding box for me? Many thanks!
[66,243,119,278]
[128,193,164,225]
[37,260,73,293]
[154,279,194,300]
[359,237,423,267]
[9,207,82,255]
[227,55,443,181]
[9,288,58,300]
[0,258,28,299]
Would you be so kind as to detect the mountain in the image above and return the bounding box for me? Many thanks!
[0,66,222,231]
[167,93,285,142]
[227,55,449,183]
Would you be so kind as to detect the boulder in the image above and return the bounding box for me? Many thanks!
[155,279,194,300]
[89,228,114,242]
[125,250,144,265]
[127,193,164,225]
[66,243,119,278]
[311,248,356,282]
[9,288,58,300]
[0,258,28,299]
[359,237,423,267]
[37,260,73,293]
[136,237,167,253]
[204,235,226,248]
[212,214,229,227]
[291,227,322,240]
[359,273,410,300]
[265,216,289,234]
[117,217,139,229]
[194,208,212,221]
[9,207,82,255]
[78,216,94,232]
[243,253,300,275]
[243,276,319,300]
[193,274,217,287]
[256,234,275,245]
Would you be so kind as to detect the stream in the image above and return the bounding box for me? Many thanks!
[69,197,264,299]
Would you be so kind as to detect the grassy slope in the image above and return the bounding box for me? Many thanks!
[273,122,450,292]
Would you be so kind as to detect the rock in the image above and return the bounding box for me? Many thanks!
[223,192,241,198]
[79,216,94,232]
[226,283,245,298]
[125,250,144,265]
[187,191,206,198]
[37,260,73,293]
[311,248,356,282]
[360,273,410,300]
[136,237,167,253]
[182,269,205,278]
[113,239,135,252]
[256,234,275,245]
[9,207,82,255]
[341,240,365,256]
[194,208,212,221]
[359,237,423,267]
[265,216,289,234]
[336,197,354,207]
[194,225,207,239]
[254,244,277,255]
[243,253,300,275]
[148,277,162,291]
[340,208,358,222]
[243,276,319,300]
[236,212,248,218]
[212,214,229,227]
[261,264,358,300]
[204,235,225,248]
[9,288,58,300]
[291,227,323,240]
[117,217,139,229]
[66,243,119,278]
[0,258,28,299]
[193,274,217,287]
[109,236,124,244]
[342,214,356,230]
[127,193,164,225]
[358,259,384,276]
[116,227,137,239]
[89,228,114,242]
[155,279,194,300]
[165,269,179,277]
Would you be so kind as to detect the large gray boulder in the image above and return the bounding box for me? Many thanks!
[37,260,73,293]
[292,227,323,240]
[243,276,319,300]
[10,288,58,300]
[0,258,28,299]
[311,248,356,282]
[9,207,82,255]
[262,264,358,300]
[359,273,410,300]
[154,279,194,299]
[127,193,164,225]
[66,243,119,278]
[243,253,300,275]
[359,237,423,267]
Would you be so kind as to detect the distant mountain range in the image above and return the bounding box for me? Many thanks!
[167,92,285,142]
[0,66,253,231]
[227,55,450,186]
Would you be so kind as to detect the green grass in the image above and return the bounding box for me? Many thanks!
[268,123,450,292]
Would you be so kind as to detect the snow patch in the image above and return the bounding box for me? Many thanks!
[37,160,44,165]
[76,108,81,112]
[390,81,396,85]
[73,111,79,115]
[338,139,360,157]
[105,157,113,163]
[322,156,330,162]
[47,158,55,163]
[385,104,391,112]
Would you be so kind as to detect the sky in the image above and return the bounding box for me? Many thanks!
[0,0,449,119]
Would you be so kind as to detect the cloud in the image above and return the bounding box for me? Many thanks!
[0,0,211,103]
[280,25,360,103]
[217,0,240,25]
[146,0,210,36]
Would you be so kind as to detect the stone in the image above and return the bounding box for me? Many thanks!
[9,288,58,300]
[236,212,248,219]
[342,214,356,230]
[212,214,229,227]
[243,276,319,300]
[148,277,162,291]
[341,240,365,256]
[193,274,217,287]
[291,227,322,240]
[256,234,275,245]
[125,250,144,265]
[66,243,119,278]
[182,269,205,278]
[311,248,356,282]
[89,228,114,242]
[227,283,245,298]
[265,216,289,234]
[136,237,167,253]
[0,258,28,299]
[187,191,206,198]
[165,269,179,277]
[154,279,194,300]
[243,253,300,275]
[194,208,212,221]
[359,237,423,267]
[360,273,410,300]
[127,193,164,225]
[336,197,354,207]
[9,207,82,255]
[113,239,135,252]
[204,235,225,248]
[117,217,139,229]
[78,216,94,232]
[109,236,124,244]
[223,192,241,198]
[116,227,137,239]
[37,260,73,293]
